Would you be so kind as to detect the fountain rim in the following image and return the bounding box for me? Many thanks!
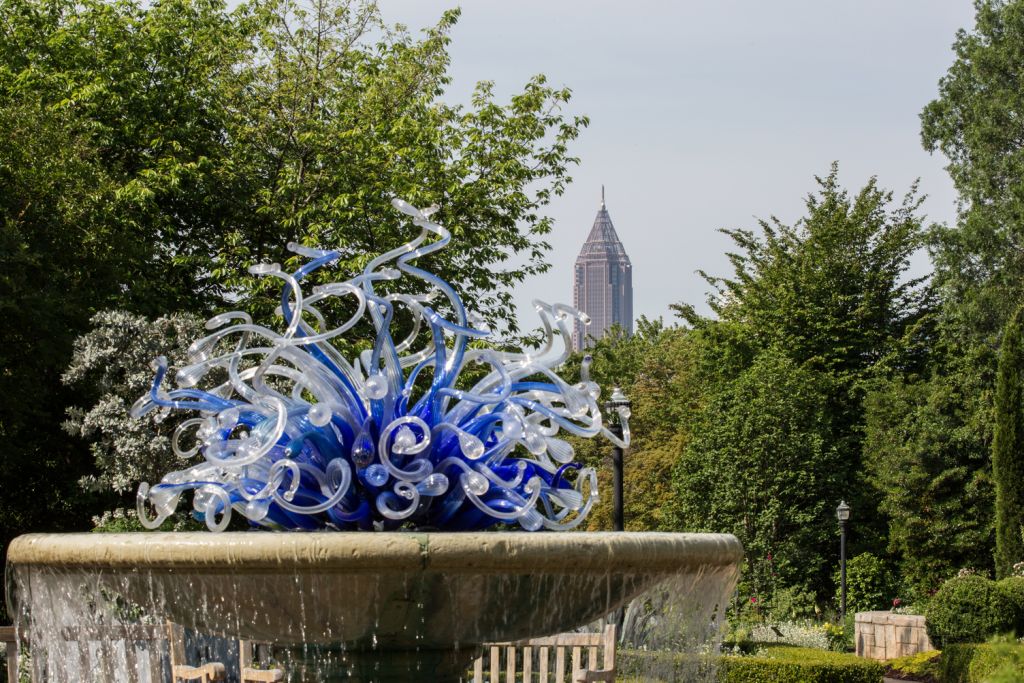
[6,531,742,575]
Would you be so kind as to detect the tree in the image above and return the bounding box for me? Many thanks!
[560,319,698,532]
[921,0,1024,358]
[673,349,842,598]
[0,97,121,559]
[0,0,587,551]
[671,167,932,596]
[863,371,993,596]
[994,306,1024,577]
[869,0,1024,590]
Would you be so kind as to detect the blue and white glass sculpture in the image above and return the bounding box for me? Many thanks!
[133,199,631,532]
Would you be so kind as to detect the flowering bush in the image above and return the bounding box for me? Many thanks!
[750,620,831,651]
[63,310,207,496]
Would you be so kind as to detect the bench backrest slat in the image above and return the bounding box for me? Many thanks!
[472,625,615,683]
[1,626,17,683]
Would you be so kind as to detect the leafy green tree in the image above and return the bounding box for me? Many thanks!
[994,306,1024,577]
[0,97,121,558]
[671,167,931,597]
[674,349,841,598]
[563,319,699,532]
[866,0,1024,592]
[833,552,896,615]
[863,371,993,595]
[922,0,1024,359]
[2,0,586,331]
[0,0,587,560]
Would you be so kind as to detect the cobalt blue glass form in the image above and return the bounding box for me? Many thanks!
[133,199,631,532]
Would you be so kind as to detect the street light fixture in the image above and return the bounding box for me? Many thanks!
[837,500,851,622]
[604,387,632,532]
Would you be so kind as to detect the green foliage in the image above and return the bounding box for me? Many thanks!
[885,650,941,680]
[925,575,1014,647]
[863,371,994,595]
[768,586,820,622]
[63,311,207,494]
[834,552,896,615]
[0,89,122,603]
[619,646,883,683]
[0,0,587,549]
[941,640,1024,683]
[897,0,1024,594]
[718,647,884,683]
[942,643,984,683]
[90,507,203,533]
[921,0,1024,361]
[671,167,930,600]
[995,576,1024,636]
[564,319,703,532]
[975,637,1024,683]
[993,306,1024,577]
[675,349,841,599]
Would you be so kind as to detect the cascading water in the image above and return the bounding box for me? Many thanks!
[6,199,743,682]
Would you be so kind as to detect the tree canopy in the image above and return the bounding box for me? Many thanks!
[0,0,586,566]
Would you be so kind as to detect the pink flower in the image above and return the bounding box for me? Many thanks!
[892,598,902,607]
[750,596,758,604]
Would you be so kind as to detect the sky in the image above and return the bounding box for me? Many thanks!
[376,1,976,329]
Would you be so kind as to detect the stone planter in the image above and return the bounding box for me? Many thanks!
[855,611,933,661]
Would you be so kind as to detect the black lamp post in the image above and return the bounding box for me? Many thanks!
[837,500,851,621]
[604,387,631,532]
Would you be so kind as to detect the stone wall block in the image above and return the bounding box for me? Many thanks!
[854,611,935,662]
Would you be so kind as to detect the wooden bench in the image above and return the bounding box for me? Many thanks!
[1,623,281,682]
[165,622,227,682]
[239,640,285,682]
[1,626,18,683]
[472,624,616,683]
[45,623,169,682]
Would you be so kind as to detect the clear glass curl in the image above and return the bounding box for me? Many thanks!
[134,199,631,532]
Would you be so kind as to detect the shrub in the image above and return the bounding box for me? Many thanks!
[941,640,1024,683]
[834,552,895,615]
[925,575,1014,647]
[885,650,940,680]
[768,585,819,621]
[750,621,831,650]
[996,576,1024,635]
[619,646,884,683]
[971,638,1024,683]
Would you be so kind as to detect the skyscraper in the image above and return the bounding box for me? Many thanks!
[572,188,633,351]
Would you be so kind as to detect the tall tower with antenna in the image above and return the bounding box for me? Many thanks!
[572,187,633,351]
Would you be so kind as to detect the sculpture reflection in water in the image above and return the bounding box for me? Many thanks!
[133,198,630,533]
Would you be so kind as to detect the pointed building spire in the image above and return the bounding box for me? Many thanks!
[572,186,633,351]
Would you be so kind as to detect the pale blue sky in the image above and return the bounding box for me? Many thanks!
[377,1,976,328]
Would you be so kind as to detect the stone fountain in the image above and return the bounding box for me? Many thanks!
[5,200,742,681]
[7,531,741,681]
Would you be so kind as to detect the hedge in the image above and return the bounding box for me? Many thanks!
[996,576,1024,635]
[940,641,1024,683]
[925,575,1014,647]
[620,646,884,683]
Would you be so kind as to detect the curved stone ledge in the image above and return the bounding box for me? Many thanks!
[7,531,743,574]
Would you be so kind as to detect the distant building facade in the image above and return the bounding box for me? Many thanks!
[572,188,633,351]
